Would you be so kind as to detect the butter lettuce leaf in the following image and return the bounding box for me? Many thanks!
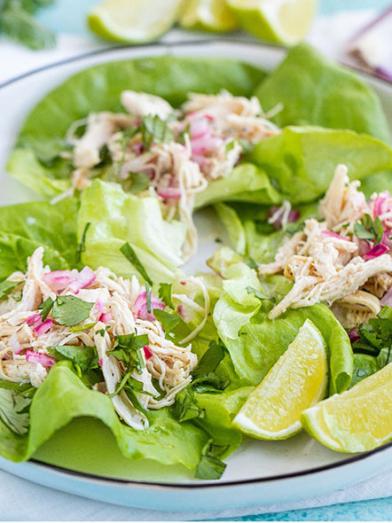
[195,163,282,209]
[256,43,390,142]
[213,262,353,394]
[78,180,185,283]
[0,364,207,471]
[0,198,78,280]
[195,387,253,451]
[249,126,392,204]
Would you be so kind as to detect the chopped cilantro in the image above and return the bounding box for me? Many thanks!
[352,307,392,378]
[111,333,149,373]
[49,345,97,373]
[97,326,109,336]
[195,440,228,480]
[354,214,384,244]
[141,115,173,148]
[173,387,204,423]
[77,222,91,264]
[192,373,229,394]
[39,297,54,321]
[193,340,225,378]
[153,309,181,333]
[120,242,152,286]
[52,295,93,327]
[158,282,174,309]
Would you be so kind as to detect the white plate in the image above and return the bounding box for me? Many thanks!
[0,39,391,513]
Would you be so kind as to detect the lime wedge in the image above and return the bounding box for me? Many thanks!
[233,320,327,440]
[88,0,183,43]
[179,0,238,33]
[303,363,392,453]
[227,0,317,46]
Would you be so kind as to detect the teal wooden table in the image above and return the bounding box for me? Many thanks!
[36,0,392,520]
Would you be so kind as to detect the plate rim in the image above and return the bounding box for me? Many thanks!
[31,439,392,489]
[1,38,391,489]
[1,37,392,91]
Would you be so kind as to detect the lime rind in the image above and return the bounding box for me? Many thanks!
[88,0,183,43]
[234,412,302,440]
[227,0,316,46]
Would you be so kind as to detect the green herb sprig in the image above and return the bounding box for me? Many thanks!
[354,214,384,244]
[0,0,56,50]
[195,440,228,480]
[120,242,152,285]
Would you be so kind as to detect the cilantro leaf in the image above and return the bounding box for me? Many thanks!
[120,242,152,285]
[352,307,392,377]
[39,297,54,321]
[192,373,229,394]
[193,340,225,378]
[354,214,384,244]
[123,384,148,414]
[141,115,173,148]
[358,306,392,350]
[173,387,204,423]
[116,334,149,352]
[52,295,93,327]
[153,309,181,333]
[111,333,149,372]
[77,222,91,264]
[49,345,97,373]
[158,282,174,308]
[111,369,133,396]
[195,440,227,480]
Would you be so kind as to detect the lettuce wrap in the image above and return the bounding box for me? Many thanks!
[0,200,243,477]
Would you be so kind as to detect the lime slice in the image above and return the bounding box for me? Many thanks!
[88,0,183,43]
[303,363,392,453]
[227,0,317,46]
[179,0,238,33]
[233,320,327,440]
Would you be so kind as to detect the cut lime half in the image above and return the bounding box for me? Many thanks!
[303,363,392,453]
[88,0,183,43]
[233,319,328,440]
[227,0,317,46]
[179,0,238,33]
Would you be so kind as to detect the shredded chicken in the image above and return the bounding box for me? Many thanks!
[259,165,392,323]
[121,90,173,119]
[64,89,280,261]
[0,248,198,430]
[69,113,133,170]
[319,164,368,232]
[332,290,381,329]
